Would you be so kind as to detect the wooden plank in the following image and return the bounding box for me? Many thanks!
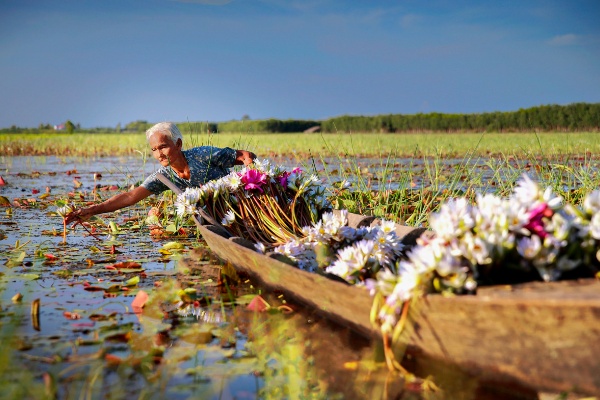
[197,221,600,395]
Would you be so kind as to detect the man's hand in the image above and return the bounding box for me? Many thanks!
[64,206,95,225]
[235,150,257,166]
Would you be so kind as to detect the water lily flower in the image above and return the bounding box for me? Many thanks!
[175,188,202,217]
[277,171,290,188]
[516,235,542,260]
[221,210,235,226]
[513,173,541,206]
[254,242,266,254]
[56,204,73,217]
[583,190,600,215]
[241,169,267,192]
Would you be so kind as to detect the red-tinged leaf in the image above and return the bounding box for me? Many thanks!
[0,176,6,185]
[105,354,122,366]
[72,322,95,328]
[82,281,91,287]
[44,253,57,261]
[32,189,40,194]
[105,265,116,270]
[153,281,163,287]
[108,261,142,269]
[131,290,149,312]
[83,286,105,292]
[63,311,81,320]
[105,331,131,343]
[246,295,270,312]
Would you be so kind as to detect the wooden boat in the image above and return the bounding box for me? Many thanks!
[156,174,600,395]
[194,213,600,396]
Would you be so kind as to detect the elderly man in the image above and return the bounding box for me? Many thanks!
[65,122,256,224]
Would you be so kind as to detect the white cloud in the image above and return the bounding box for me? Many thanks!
[547,33,578,46]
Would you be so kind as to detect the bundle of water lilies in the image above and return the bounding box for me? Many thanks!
[174,159,331,246]
[269,174,600,338]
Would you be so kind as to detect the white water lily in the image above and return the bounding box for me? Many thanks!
[254,242,266,254]
[175,188,202,217]
[583,190,600,215]
[512,173,541,206]
[56,204,73,217]
[221,210,235,226]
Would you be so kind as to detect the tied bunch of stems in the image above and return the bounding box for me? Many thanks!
[272,174,600,372]
[175,159,330,247]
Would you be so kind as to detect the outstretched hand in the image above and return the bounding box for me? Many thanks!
[64,207,94,226]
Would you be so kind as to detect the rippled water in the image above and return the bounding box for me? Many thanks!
[0,155,574,399]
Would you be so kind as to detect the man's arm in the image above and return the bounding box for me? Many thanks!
[235,150,257,166]
[65,186,152,224]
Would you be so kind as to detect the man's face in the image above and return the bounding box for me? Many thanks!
[149,133,182,167]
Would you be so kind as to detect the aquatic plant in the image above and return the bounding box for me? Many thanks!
[269,174,600,371]
[55,202,73,243]
[174,159,330,246]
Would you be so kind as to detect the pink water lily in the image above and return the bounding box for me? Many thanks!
[524,203,552,239]
[241,169,267,192]
[277,171,290,188]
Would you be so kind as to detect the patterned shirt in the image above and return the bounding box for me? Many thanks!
[141,146,236,195]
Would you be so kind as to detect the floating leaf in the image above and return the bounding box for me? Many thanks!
[21,273,41,280]
[12,292,23,303]
[104,331,132,343]
[108,261,141,269]
[105,284,123,293]
[246,295,270,312]
[83,285,106,292]
[161,241,185,251]
[5,251,26,267]
[0,196,11,206]
[109,221,119,233]
[131,290,149,311]
[53,269,73,278]
[105,353,123,366]
[63,311,81,319]
[124,275,140,287]
[165,223,178,233]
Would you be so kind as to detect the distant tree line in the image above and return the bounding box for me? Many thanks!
[216,119,319,133]
[1,103,598,134]
[319,103,600,133]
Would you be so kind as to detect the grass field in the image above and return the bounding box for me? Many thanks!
[2,131,600,158]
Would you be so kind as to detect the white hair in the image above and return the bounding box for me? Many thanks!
[146,122,183,144]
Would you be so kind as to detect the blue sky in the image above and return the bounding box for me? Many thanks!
[1,0,599,128]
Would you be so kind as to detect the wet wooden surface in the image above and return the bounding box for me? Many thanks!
[195,216,600,396]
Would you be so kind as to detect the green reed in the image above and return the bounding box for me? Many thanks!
[3,131,600,158]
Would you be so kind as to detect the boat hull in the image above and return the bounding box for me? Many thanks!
[196,216,600,396]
